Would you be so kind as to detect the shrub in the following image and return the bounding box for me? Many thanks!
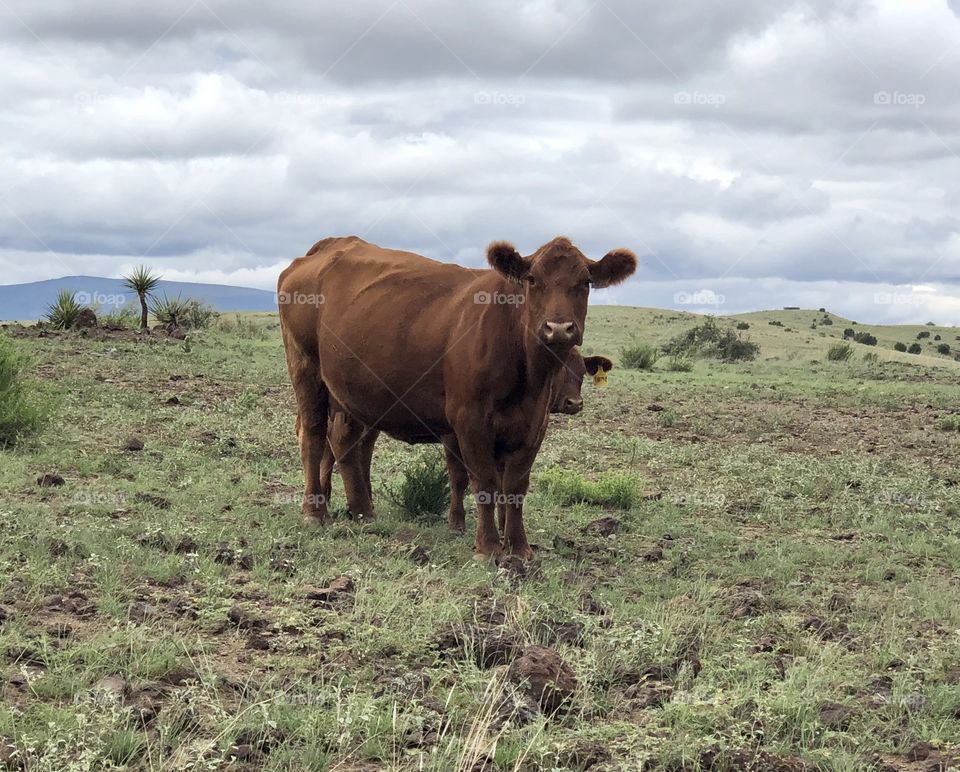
[384,450,449,520]
[44,290,84,329]
[665,355,693,372]
[925,321,935,326]
[818,307,826,312]
[620,342,659,371]
[862,352,879,363]
[940,416,960,431]
[827,342,853,362]
[98,304,139,329]
[934,334,941,341]
[150,294,216,330]
[664,318,759,362]
[538,468,639,509]
[937,343,951,355]
[894,342,907,352]
[853,332,877,346]
[843,328,855,339]
[907,343,922,354]
[820,317,833,326]
[917,331,930,339]
[735,321,750,330]
[768,320,784,327]
[0,336,49,447]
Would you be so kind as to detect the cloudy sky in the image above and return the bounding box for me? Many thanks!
[1,0,959,322]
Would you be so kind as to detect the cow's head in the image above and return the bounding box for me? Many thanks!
[487,237,636,350]
[551,350,614,414]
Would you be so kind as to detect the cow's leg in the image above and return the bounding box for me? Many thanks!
[360,429,379,502]
[453,429,502,557]
[328,408,377,521]
[501,455,536,559]
[318,434,335,512]
[442,435,467,533]
[288,371,330,525]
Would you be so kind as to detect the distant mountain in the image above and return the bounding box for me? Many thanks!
[0,276,278,321]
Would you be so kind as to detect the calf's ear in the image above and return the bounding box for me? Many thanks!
[487,241,531,281]
[589,248,636,288]
[583,355,614,375]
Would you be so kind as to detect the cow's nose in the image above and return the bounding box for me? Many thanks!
[563,397,583,414]
[542,321,577,344]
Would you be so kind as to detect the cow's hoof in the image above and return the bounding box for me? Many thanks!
[302,512,329,527]
[473,540,503,560]
[353,511,378,524]
[509,544,536,560]
[448,520,467,534]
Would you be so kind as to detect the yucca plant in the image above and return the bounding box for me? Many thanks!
[44,289,83,330]
[150,293,191,329]
[122,265,162,333]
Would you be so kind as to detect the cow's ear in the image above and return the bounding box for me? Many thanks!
[589,248,636,288]
[583,355,614,375]
[487,241,530,281]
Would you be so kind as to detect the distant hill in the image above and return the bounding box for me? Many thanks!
[0,276,277,321]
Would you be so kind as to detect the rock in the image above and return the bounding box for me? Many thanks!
[490,690,541,731]
[647,403,665,412]
[624,684,669,708]
[164,396,181,405]
[436,624,521,669]
[123,436,145,452]
[0,605,12,624]
[227,606,264,631]
[91,675,126,701]
[507,645,578,714]
[75,308,98,328]
[306,575,356,606]
[129,602,159,623]
[134,492,171,510]
[818,702,853,729]
[905,742,934,762]
[408,545,429,566]
[580,593,606,616]
[495,554,527,579]
[642,546,664,562]
[37,472,65,487]
[584,517,620,537]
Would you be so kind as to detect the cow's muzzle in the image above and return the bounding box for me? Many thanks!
[560,397,583,414]
[541,320,579,346]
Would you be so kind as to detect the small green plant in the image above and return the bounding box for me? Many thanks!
[917,331,930,340]
[862,351,879,363]
[385,450,450,520]
[934,334,942,341]
[150,294,215,330]
[827,342,853,362]
[937,343,951,355]
[894,342,907,352]
[98,303,139,329]
[44,289,84,329]
[768,320,784,327]
[0,336,49,447]
[908,343,922,354]
[619,341,658,371]
[853,331,877,346]
[665,354,693,372]
[538,468,639,509]
[939,416,960,431]
[843,328,855,339]
[735,321,750,330]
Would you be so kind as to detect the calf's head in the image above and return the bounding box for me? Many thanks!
[551,351,614,414]
[487,237,636,350]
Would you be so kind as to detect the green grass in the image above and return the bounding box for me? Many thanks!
[0,306,959,770]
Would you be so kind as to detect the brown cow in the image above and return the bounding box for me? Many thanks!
[278,236,635,557]
[301,349,614,533]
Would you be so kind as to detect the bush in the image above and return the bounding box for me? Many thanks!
[827,342,853,362]
[939,416,960,432]
[937,343,951,355]
[894,342,907,352]
[908,343,922,354]
[665,355,693,372]
[820,317,833,326]
[819,307,826,312]
[0,336,49,447]
[150,294,216,330]
[768,320,784,327]
[735,321,750,330]
[917,331,930,339]
[44,290,84,330]
[538,468,639,510]
[934,334,942,341]
[663,318,759,362]
[862,352,879,363]
[98,304,139,329]
[384,450,450,520]
[853,332,877,346]
[843,328,855,339]
[620,342,659,371]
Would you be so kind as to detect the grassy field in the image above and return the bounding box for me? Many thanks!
[1,307,959,771]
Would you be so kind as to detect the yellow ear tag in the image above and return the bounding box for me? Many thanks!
[593,370,608,387]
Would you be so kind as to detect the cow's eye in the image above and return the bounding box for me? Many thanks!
[525,275,538,287]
